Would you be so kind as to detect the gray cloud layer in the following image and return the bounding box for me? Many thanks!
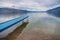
[0,0,60,11]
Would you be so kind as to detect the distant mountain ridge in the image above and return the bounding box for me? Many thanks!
[47,7,60,17]
[0,7,28,15]
[0,7,46,14]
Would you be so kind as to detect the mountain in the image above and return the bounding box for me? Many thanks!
[0,8,29,15]
[27,11,46,13]
[47,7,60,17]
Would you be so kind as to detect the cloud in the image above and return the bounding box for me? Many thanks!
[0,0,60,11]
[34,0,60,7]
[0,2,14,8]
[16,0,48,11]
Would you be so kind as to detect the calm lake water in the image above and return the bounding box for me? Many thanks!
[0,13,26,23]
[0,12,60,40]
[27,12,60,35]
[18,12,60,40]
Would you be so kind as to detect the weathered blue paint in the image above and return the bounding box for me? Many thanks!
[0,15,28,32]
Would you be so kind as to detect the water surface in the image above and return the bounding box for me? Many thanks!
[1,12,60,40]
[16,12,60,40]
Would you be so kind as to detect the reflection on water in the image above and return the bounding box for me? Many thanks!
[0,13,26,23]
[16,12,60,40]
[1,12,60,40]
[2,22,28,40]
[26,12,60,34]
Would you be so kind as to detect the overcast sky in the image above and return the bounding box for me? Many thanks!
[0,0,60,11]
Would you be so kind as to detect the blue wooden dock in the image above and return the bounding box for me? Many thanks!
[0,15,28,38]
